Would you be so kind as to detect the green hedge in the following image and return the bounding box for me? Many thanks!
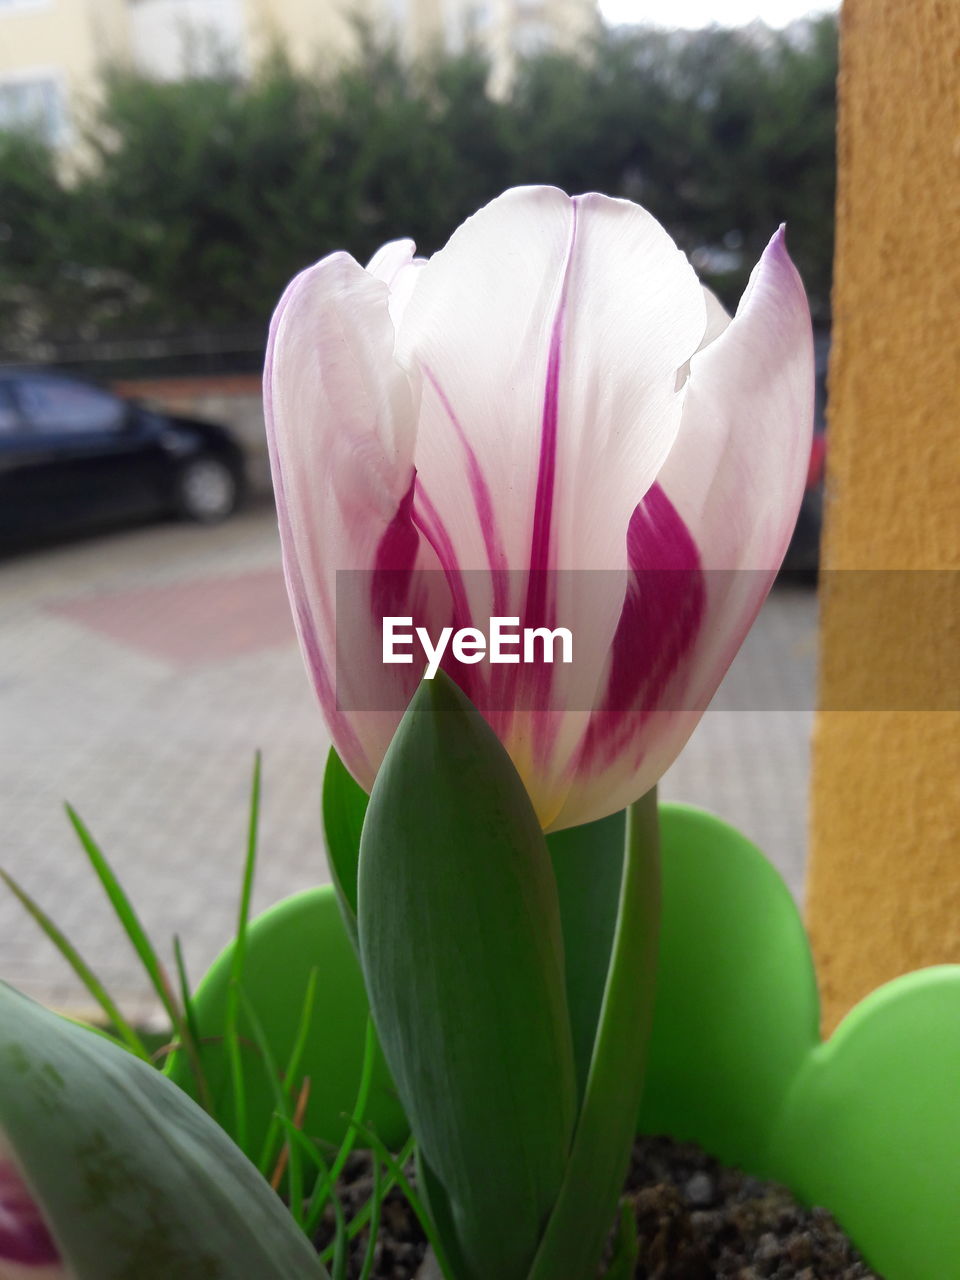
[0,20,836,358]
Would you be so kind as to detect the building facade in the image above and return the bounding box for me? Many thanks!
[0,0,598,145]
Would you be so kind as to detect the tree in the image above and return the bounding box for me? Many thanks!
[0,16,837,361]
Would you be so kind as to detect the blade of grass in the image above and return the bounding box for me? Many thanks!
[304,1016,378,1235]
[276,1115,334,1179]
[224,751,262,1153]
[65,806,178,1022]
[351,1124,455,1280]
[65,803,215,1109]
[317,1135,415,1267]
[173,935,201,1052]
[237,984,306,1229]
[357,1153,383,1280]
[0,868,149,1061]
[283,968,319,1101]
[276,1118,351,1268]
[169,934,213,1114]
[604,1201,639,1280]
[270,1075,312,1195]
[258,966,319,1174]
[330,1186,348,1280]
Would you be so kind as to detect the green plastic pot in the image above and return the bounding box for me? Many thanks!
[170,805,960,1280]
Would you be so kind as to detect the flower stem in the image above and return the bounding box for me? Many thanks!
[527,787,661,1280]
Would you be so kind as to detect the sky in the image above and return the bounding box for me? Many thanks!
[597,0,839,28]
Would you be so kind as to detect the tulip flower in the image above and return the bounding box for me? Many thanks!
[265,186,813,829]
[0,1141,64,1280]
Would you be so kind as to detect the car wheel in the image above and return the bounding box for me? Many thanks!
[174,455,239,523]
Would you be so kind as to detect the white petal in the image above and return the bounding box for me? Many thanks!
[661,226,814,572]
[366,237,417,288]
[397,186,705,578]
[365,237,425,329]
[553,230,814,829]
[395,186,706,823]
[265,251,439,786]
[700,285,732,351]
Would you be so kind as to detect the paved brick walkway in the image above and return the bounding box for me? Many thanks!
[0,505,817,1020]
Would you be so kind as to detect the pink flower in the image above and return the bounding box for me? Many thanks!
[265,187,813,830]
[0,1144,64,1280]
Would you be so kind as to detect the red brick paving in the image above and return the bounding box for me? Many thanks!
[48,568,296,667]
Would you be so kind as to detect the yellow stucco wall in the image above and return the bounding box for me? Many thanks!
[805,0,960,1032]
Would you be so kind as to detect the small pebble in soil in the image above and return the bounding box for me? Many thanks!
[314,1134,882,1279]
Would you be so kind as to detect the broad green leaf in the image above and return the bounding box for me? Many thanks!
[0,982,329,1280]
[528,790,661,1280]
[547,809,625,1102]
[322,748,369,945]
[357,674,576,1280]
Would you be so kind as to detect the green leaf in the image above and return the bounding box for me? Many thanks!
[547,810,626,1102]
[322,748,369,945]
[528,790,661,1280]
[357,674,577,1280]
[0,982,329,1280]
[413,1145,472,1280]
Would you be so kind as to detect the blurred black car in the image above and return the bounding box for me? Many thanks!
[0,368,246,545]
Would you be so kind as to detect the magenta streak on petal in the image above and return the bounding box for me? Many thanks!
[421,364,509,617]
[512,200,580,769]
[371,473,421,615]
[412,486,472,627]
[0,1162,60,1264]
[523,198,579,628]
[412,484,486,705]
[364,473,443,711]
[576,483,705,774]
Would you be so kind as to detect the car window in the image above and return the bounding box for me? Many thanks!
[13,375,126,434]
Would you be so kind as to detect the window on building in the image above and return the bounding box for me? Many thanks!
[0,76,65,145]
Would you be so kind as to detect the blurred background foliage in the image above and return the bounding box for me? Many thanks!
[0,16,836,366]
